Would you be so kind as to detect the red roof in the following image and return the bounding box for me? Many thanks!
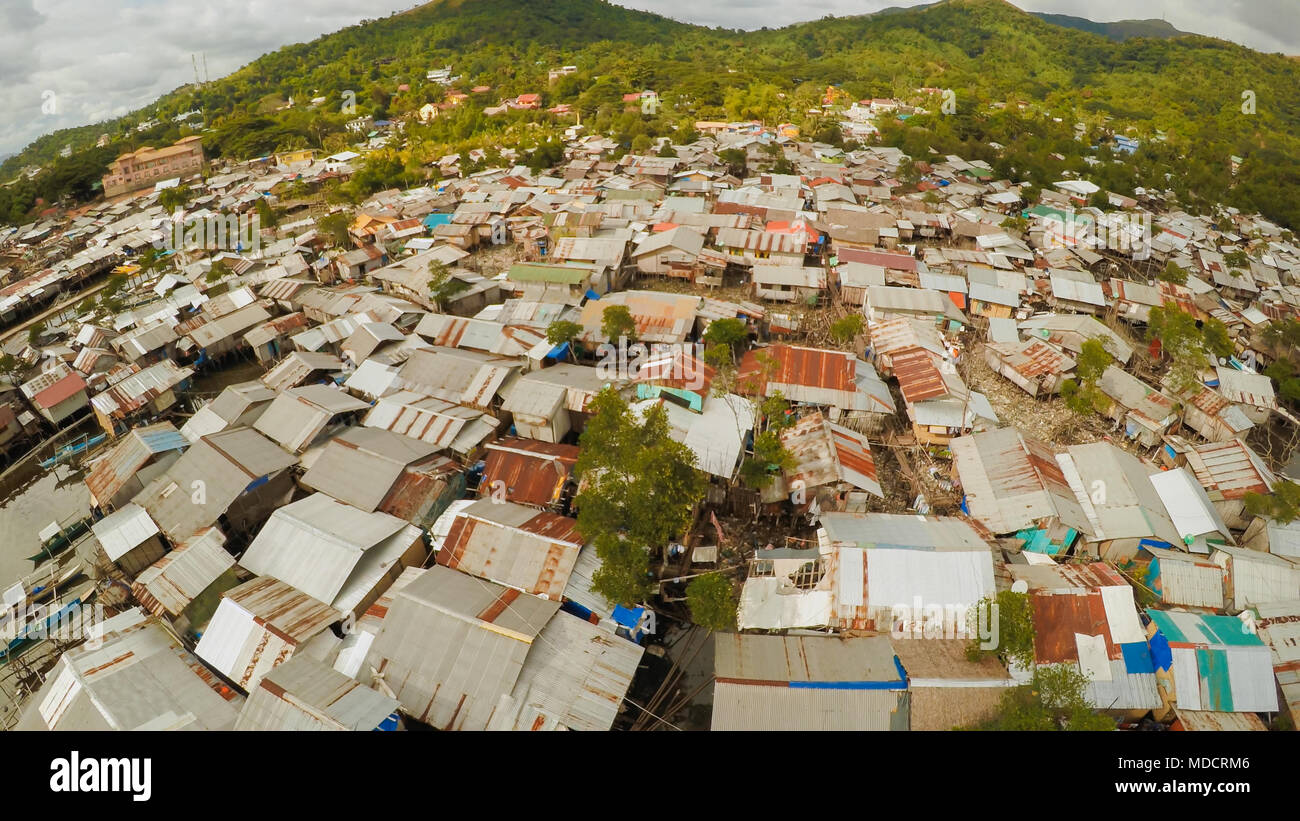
[32,372,88,409]
[516,93,541,104]
[890,349,948,403]
[737,345,856,395]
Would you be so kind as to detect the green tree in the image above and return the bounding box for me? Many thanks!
[830,314,865,346]
[158,184,192,212]
[966,590,1035,669]
[27,321,46,346]
[1075,338,1112,383]
[254,197,280,229]
[575,388,708,605]
[685,573,737,631]
[206,258,231,284]
[1243,479,1300,524]
[760,391,795,431]
[1158,260,1188,284]
[601,304,637,342]
[318,211,351,247]
[427,260,470,311]
[739,430,795,490]
[545,319,583,361]
[977,666,1115,731]
[0,353,25,385]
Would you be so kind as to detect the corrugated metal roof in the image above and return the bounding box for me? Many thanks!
[195,576,342,691]
[951,428,1092,536]
[135,426,297,542]
[715,633,903,684]
[363,389,499,454]
[437,499,584,600]
[260,351,345,392]
[366,565,560,730]
[91,502,160,561]
[1184,439,1276,501]
[234,655,398,731]
[132,527,233,617]
[489,612,644,731]
[239,493,419,611]
[480,437,579,507]
[711,683,907,730]
[22,609,242,731]
[85,421,188,506]
[891,348,951,403]
[396,347,521,409]
[300,427,440,512]
[253,385,369,453]
[780,411,882,497]
[91,359,193,418]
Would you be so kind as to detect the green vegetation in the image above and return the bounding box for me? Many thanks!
[157,184,193,212]
[27,321,46,346]
[1158,260,1188,284]
[1147,304,1233,392]
[977,666,1115,731]
[427,260,470,309]
[545,319,583,347]
[1243,479,1300,525]
[10,0,1300,231]
[829,314,865,345]
[685,573,737,631]
[738,429,796,490]
[575,387,708,605]
[1061,337,1113,415]
[600,304,637,342]
[318,211,352,247]
[966,590,1036,669]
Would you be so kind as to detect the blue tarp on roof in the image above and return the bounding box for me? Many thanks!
[423,213,453,229]
[546,342,569,360]
[1148,630,1173,672]
[1121,641,1155,675]
[585,288,601,300]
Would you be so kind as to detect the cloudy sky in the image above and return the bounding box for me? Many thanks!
[3,0,1298,160]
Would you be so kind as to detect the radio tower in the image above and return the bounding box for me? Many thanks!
[192,54,200,87]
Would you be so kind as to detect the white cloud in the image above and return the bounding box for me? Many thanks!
[4,0,1297,158]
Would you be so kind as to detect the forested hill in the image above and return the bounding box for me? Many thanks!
[4,0,1300,230]
[1030,13,1187,41]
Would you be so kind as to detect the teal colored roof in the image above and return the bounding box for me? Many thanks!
[1146,609,1262,648]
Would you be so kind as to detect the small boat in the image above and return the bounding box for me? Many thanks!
[0,597,83,662]
[38,434,107,470]
[27,518,92,565]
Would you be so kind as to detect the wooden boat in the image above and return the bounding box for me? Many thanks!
[27,518,92,565]
[38,433,107,470]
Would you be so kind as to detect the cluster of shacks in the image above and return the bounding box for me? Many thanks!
[5,98,1299,733]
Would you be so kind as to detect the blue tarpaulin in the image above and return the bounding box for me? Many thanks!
[585,288,601,301]
[1148,630,1173,672]
[546,342,569,360]
[1121,641,1155,675]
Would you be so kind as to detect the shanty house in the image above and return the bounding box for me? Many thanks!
[17,608,243,731]
[363,564,561,730]
[1146,609,1278,717]
[436,498,585,601]
[234,655,399,731]
[134,426,298,542]
[85,421,188,512]
[238,492,426,617]
[711,634,908,731]
[195,576,343,692]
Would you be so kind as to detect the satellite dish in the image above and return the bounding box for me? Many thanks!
[1011,580,1029,594]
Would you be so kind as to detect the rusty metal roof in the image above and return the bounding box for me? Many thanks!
[737,344,856,394]
[437,499,583,600]
[1184,438,1276,500]
[1031,588,1117,665]
[781,412,882,497]
[480,438,579,508]
[890,348,949,403]
[85,421,188,506]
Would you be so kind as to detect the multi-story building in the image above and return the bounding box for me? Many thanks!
[101,135,205,197]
